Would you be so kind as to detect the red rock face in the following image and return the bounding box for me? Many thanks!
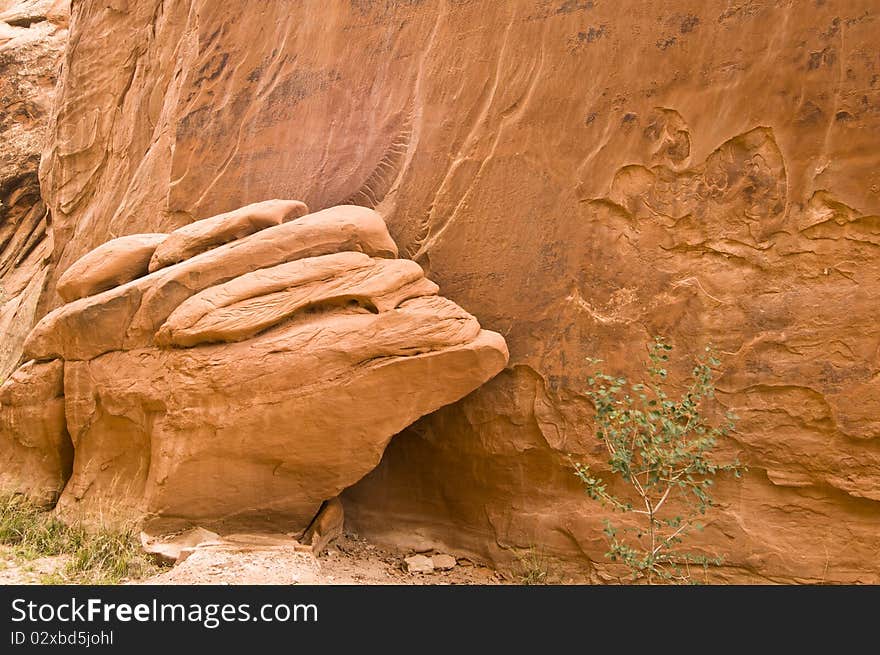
[0,0,67,378]
[14,0,880,582]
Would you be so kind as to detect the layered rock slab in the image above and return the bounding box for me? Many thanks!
[156,252,438,347]
[148,199,310,272]
[56,233,167,302]
[24,204,400,361]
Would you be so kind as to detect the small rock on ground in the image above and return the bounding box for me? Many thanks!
[405,554,434,574]
[432,554,457,571]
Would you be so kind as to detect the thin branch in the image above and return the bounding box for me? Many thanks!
[652,484,673,514]
[653,520,691,556]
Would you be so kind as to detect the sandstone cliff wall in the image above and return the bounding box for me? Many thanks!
[0,0,66,378]
[19,0,880,582]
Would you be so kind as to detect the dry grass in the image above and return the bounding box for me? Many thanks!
[0,494,161,584]
[512,546,551,585]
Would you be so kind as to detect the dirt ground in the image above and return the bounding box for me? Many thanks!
[0,545,68,584]
[0,534,510,585]
[142,533,508,585]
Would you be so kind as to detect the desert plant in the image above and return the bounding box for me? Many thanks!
[512,546,550,585]
[0,494,71,557]
[0,493,160,584]
[573,337,745,584]
[63,524,155,583]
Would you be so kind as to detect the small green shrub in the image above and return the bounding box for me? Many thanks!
[573,337,745,584]
[0,494,159,584]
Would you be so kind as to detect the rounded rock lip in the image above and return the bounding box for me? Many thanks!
[56,233,168,303]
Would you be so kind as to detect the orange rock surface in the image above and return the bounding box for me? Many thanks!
[3,0,880,582]
[0,358,69,505]
[0,0,66,378]
[56,233,166,302]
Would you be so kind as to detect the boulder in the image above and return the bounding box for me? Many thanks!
[54,297,506,531]
[2,202,507,537]
[56,234,167,302]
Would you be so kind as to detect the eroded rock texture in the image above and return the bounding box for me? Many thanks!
[0,0,66,378]
[1,201,508,532]
[0,358,69,506]
[7,0,880,582]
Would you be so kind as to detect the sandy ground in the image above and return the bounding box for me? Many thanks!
[0,545,68,584]
[142,533,507,585]
[0,534,509,585]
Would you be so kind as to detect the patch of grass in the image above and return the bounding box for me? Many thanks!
[37,571,67,585]
[0,496,71,558]
[0,494,161,584]
[512,547,550,585]
[65,526,158,584]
